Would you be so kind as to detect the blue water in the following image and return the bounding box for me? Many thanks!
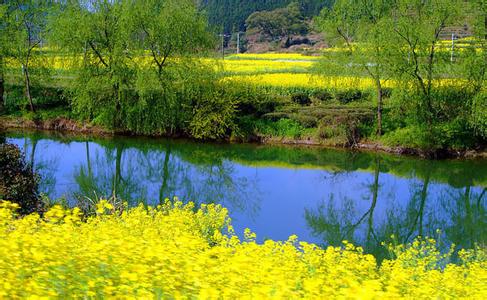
[5,131,486,258]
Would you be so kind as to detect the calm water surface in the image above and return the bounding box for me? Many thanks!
[4,130,486,258]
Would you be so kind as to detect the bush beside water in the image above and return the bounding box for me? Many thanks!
[0,143,43,215]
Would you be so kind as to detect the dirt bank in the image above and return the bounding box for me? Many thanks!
[2,115,486,159]
[0,116,112,135]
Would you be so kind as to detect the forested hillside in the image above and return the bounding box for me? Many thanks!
[199,0,331,33]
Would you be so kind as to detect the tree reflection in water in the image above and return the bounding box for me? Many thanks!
[5,131,486,255]
[74,140,145,208]
[305,156,486,260]
[72,138,261,217]
[23,134,58,197]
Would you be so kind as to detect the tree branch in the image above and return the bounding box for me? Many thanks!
[393,27,428,96]
[336,27,353,52]
[88,41,108,68]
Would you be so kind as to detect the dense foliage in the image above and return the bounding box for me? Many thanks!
[0,199,485,298]
[0,143,42,215]
[199,0,329,33]
[0,0,485,152]
[314,0,487,150]
[47,0,237,139]
[0,0,54,113]
[246,2,308,42]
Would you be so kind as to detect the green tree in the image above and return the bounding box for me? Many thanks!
[51,0,224,138]
[0,3,6,113]
[316,0,486,149]
[125,0,217,136]
[50,0,133,128]
[246,2,308,42]
[387,0,463,130]
[201,0,329,34]
[316,0,394,136]
[129,0,213,79]
[463,0,487,138]
[0,0,52,113]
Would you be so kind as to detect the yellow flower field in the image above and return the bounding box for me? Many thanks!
[224,73,468,91]
[5,49,477,91]
[226,53,320,61]
[0,200,485,299]
[6,55,315,75]
[219,59,313,74]
[225,73,390,90]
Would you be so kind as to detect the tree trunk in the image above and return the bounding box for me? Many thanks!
[464,185,472,249]
[376,80,383,136]
[86,141,92,177]
[114,82,121,128]
[113,145,123,198]
[30,139,37,172]
[159,146,172,205]
[0,70,4,113]
[366,158,380,244]
[23,64,35,112]
[417,174,430,237]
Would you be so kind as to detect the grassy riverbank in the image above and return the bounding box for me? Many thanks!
[1,0,486,155]
[3,112,486,159]
[2,49,486,157]
[0,199,485,298]
[2,19,486,157]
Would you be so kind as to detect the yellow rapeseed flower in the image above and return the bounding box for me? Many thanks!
[0,200,484,298]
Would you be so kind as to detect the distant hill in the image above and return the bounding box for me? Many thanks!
[199,0,332,34]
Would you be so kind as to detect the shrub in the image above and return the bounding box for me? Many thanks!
[381,126,434,150]
[291,92,312,105]
[381,87,393,98]
[232,116,258,141]
[0,143,42,215]
[317,122,349,146]
[189,87,238,140]
[236,90,283,116]
[189,103,237,140]
[311,89,333,102]
[470,91,487,138]
[335,89,367,104]
[290,113,318,128]
[255,118,306,138]
[3,84,68,112]
[386,87,486,150]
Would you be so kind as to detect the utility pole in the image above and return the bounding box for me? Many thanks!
[236,32,240,54]
[221,33,224,59]
[219,33,230,59]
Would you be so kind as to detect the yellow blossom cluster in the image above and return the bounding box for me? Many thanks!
[219,59,313,74]
[224,73,390,90]
[6,54,315,76]
[0,200,485,299]
[224,73,468,91]
[227,53,320,61]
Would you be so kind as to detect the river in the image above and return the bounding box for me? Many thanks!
[4,130,486,259]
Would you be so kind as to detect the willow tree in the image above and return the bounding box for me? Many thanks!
[387,0,463,132]
[464,0,487,138]
[0,4,5,113]
[0,0,52,113]
[124,0,215,135]
[50,0,217,136]
[316,0,394,136]
[50,0,133,127]
[128,0,213,79]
